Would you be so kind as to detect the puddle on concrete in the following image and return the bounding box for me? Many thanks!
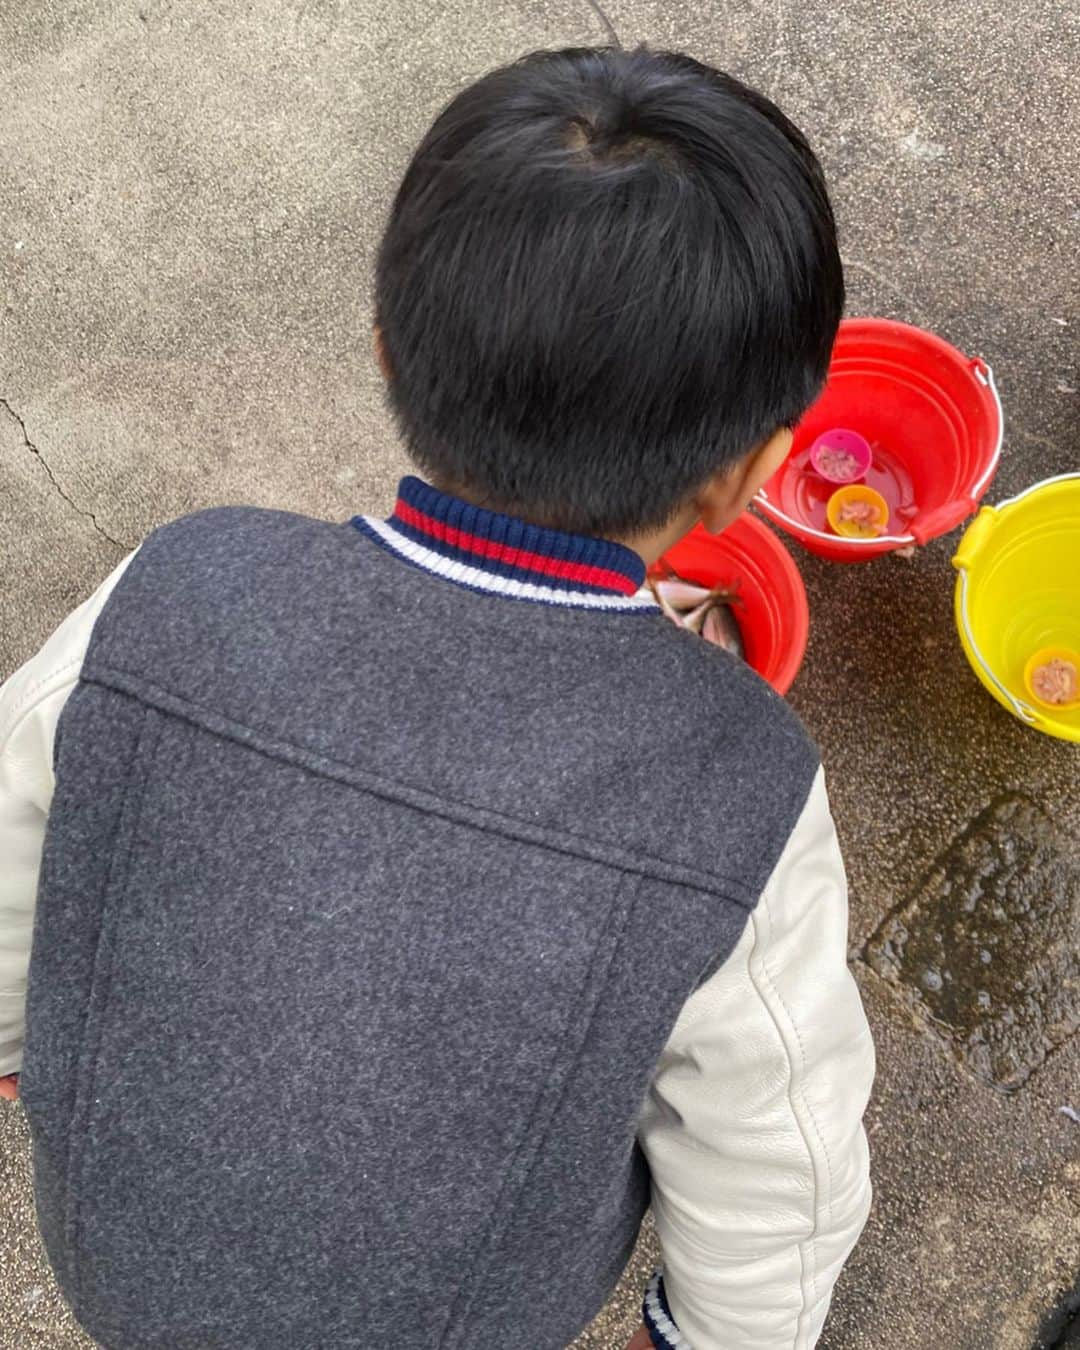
[1033,1271,1080,1349]
[864,794,1080,1092]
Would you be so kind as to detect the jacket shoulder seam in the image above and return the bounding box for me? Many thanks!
[82,661,761,907]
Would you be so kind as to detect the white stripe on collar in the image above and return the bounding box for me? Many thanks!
[360,516,659,613]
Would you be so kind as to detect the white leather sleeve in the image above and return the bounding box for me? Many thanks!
[638,767,875,1349]
[0,551,138,1075]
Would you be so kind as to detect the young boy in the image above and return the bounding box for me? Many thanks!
[0,45,874,1350]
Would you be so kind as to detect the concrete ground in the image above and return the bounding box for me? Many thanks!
[1,0,1078,1346]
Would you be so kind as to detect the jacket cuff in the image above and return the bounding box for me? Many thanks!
[643,1272,692,1349]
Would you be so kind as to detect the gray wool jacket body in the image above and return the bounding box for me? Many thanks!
[19,506,820,1349]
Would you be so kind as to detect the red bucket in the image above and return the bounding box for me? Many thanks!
[652,513,809,695]
[755,318,1004,562]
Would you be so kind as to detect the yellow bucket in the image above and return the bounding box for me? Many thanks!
[952,473,1080,742]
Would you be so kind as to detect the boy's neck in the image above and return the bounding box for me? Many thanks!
[615,505,702,568]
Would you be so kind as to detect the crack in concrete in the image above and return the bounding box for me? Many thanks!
[765,0,790,97]
[0,397,126,550]
[843,257,926,318]
[581,0,620,46]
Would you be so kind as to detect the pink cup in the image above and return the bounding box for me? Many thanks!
[808,428,872,484]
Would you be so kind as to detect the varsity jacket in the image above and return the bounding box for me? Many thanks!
[0,477,874,1348]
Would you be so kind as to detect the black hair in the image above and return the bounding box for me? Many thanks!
[375,46,844,537]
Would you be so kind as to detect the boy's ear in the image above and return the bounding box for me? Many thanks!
[694,428,794,534]
[374,325,393,383]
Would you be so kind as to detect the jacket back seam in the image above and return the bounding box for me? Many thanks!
[64,706,166,1313]
[437,870,645,1348]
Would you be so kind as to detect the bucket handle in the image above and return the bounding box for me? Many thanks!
[754,493,916,546]
[968,359,1004,499]
[954,567,1038,725]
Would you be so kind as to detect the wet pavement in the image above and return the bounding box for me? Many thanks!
[1,1,1078,1347]
[864,794,1079,1094]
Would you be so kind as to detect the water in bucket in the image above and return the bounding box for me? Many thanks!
[757,318,1004,561]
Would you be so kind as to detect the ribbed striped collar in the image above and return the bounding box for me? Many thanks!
[352,477,656,613]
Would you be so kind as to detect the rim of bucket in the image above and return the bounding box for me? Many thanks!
[986,470,1080,512]
[833,318,1005,501]
[656,513,809,695]
[729,512,809,695]
[756,318,1004,550]
[952,471,1080,734]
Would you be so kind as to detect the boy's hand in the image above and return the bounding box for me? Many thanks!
[624,1325,652,1350]
[0,1074,19,1101]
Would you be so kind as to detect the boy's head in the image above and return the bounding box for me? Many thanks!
[375,46,844,539]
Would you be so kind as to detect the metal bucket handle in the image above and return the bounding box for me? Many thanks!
[969,359,1004,496]
[955,565,1037,724]
[754,501,916,549]
[954,471,1080,727]
[756,357,1004,547]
